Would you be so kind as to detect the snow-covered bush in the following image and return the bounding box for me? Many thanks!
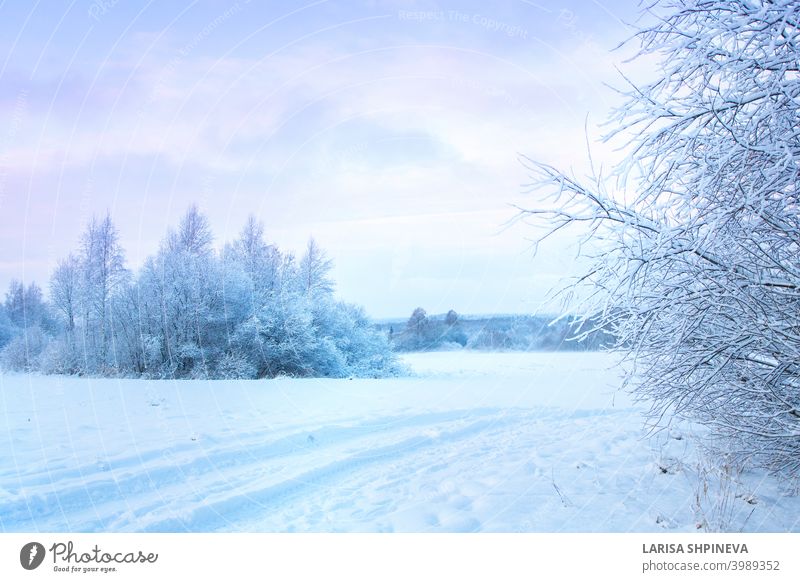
[215,352,258,380]
[0,326,48,372]
[313,301,401,377]
[230,295,399,379]
[38,338,75,375]
[0,306,14,350]
[234,296,318,377]
[521,0,800,478]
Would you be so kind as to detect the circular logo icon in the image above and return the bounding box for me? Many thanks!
[20,542,46,570]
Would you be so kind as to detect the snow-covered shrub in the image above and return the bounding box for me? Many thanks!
[0,326,47,372]
[38,338,81,375]
[521,0,800,478]
[314,301,399,377]
[0,306,15,350]
[138,334,162,375]
[215,352,257,380]
[175,342,207,378]
[239,296,319,377]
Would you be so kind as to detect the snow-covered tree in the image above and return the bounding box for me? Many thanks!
[442,309,467,347]
[0,304,13,349]
[47,255,82,373]
[397,307,434,350]
[152,206,221,377]
[0,280,52,371]
[79,213,127,371]
[168,203,214,257]
[109,280,149,375]
[520,0,800,477]
[50,255,80,336]
[133,256,173,375]
[313,301,400,377]
[298,237,334,299]
[4,280,48,330]
[227,215,281,298]
[3,280,25,328]
[11,207,398,380]
[0,325,47,372]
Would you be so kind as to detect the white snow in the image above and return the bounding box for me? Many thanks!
[0,352,798,532]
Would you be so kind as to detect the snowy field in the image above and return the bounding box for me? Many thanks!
[1,352,798,533]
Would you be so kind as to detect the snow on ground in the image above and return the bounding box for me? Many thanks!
[0,351,798,532]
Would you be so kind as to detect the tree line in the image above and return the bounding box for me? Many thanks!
[0,205,399,379]
[385,307,614,352]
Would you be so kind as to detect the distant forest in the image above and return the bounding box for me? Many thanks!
[380,308,615,352]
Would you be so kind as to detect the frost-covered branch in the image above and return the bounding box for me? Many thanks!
[520,0,800,479]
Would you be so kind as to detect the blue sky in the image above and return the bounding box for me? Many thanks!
[0,0,645,318]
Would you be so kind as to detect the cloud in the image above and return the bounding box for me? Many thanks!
[0,0,644,316]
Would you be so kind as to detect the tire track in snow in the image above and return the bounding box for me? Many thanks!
[0,407,518,531]
[131,410,528,532]
[221,408,640,533]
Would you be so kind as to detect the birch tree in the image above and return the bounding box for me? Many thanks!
[299,237,334,299]
[50,254,80,337]
[226,214,281,306]
[79,213,127,371]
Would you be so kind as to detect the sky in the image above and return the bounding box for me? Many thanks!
[0,0,647,319]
